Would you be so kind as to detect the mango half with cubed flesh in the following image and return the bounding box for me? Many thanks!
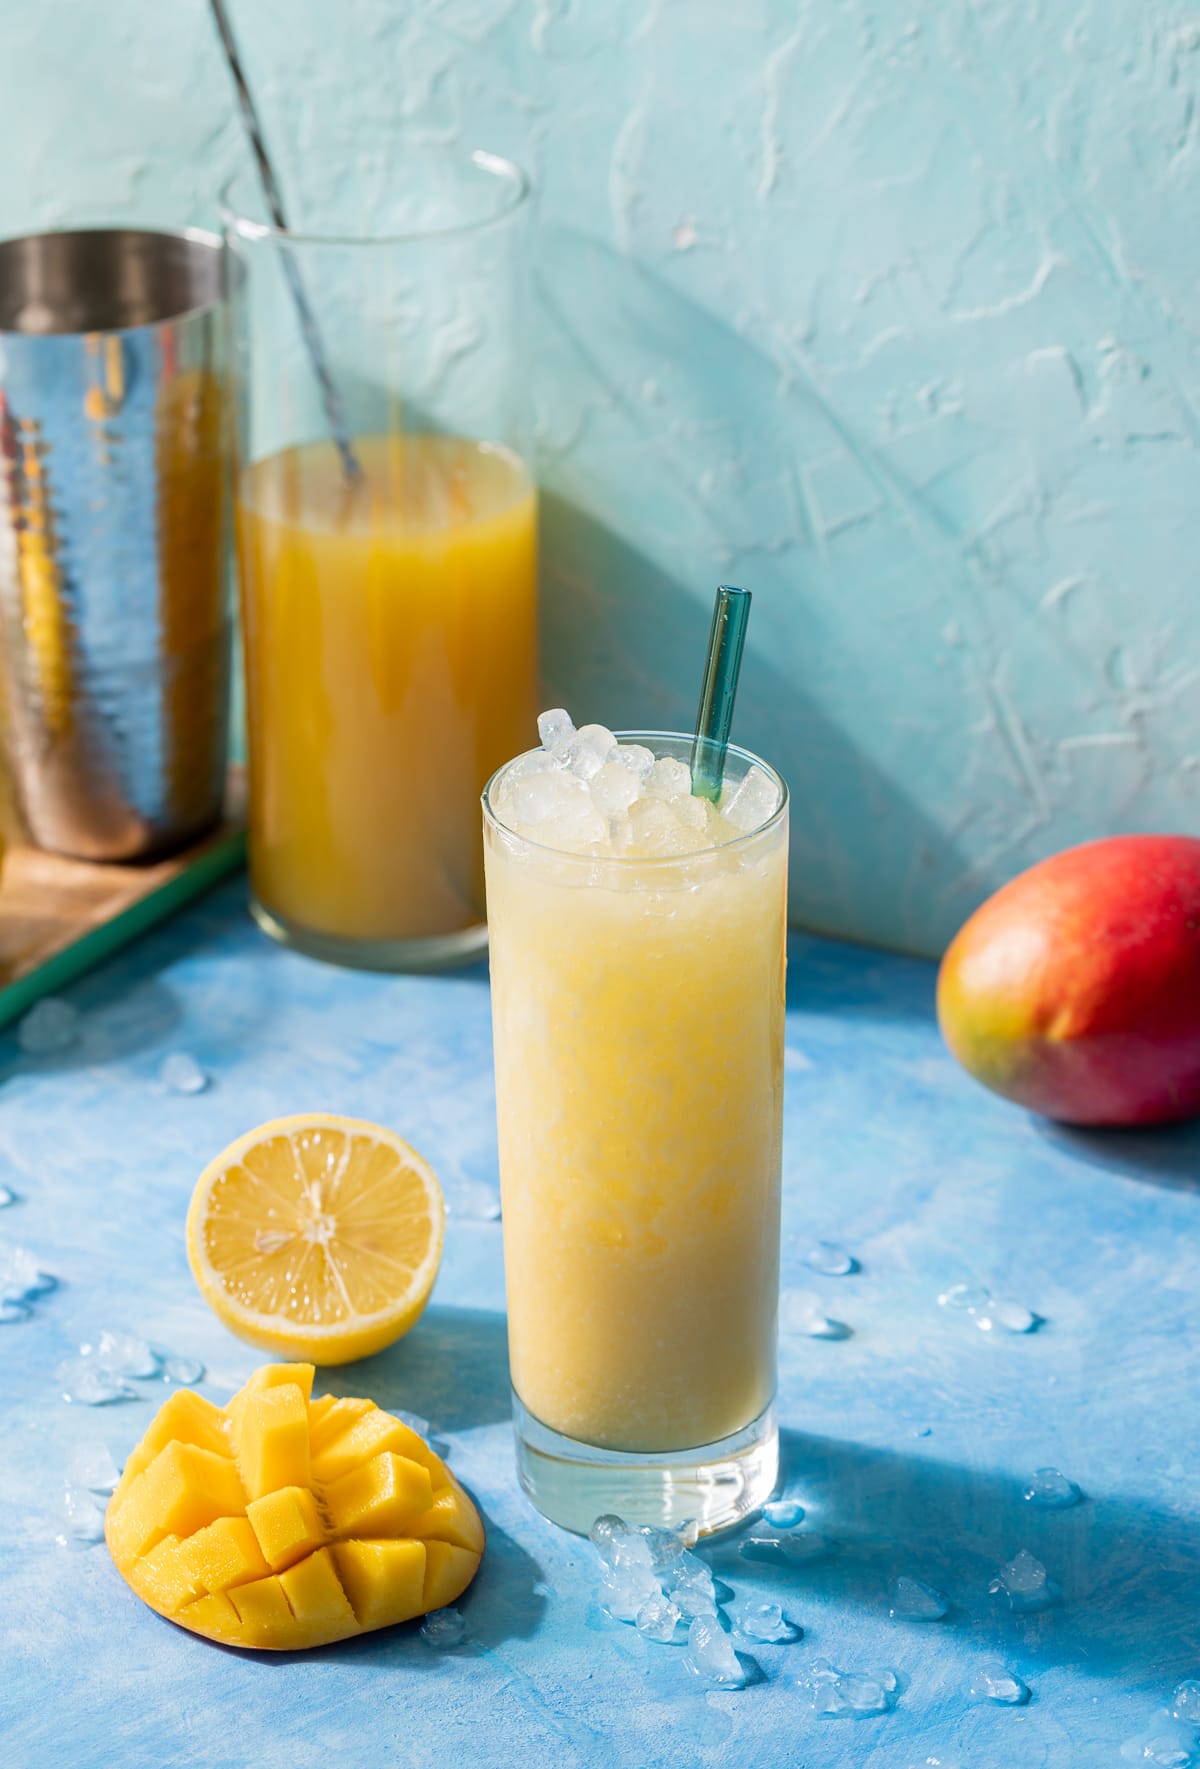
[105,1363,484,1650]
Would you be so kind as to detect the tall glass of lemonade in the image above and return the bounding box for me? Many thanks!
[225,148,535,969]
[484,715,787,1534]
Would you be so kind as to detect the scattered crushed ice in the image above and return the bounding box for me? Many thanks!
[938,1281,1039,1334]
[18,997,79,1055]
[57,1359,138,1406]
[95,1330,160,1377]
[58,1485,107,1546]
[798,1660,898,1717]
[68,1443,121,1494]
[1121,1725,1200,1768]
[762,1498,805,1528]
[888,1575,949,1622]
[492,710,782,858]
[447,1180,502,1222]
[968,1661,1030,1705]
[0,1237,55,1321]
[163,1355,206,1386]
[989,1548,1058,1612]
[938,1282,991,1312]
[735,1599,799,1643]
[591,1511,799,1674]
[976,1299,1038,1334]
[1173,1683,1200,1724]
[60,1331,203,1403]
[0,1184,16,1207]
[779,1288,852,1340]
[685,1616,747,1687]
[157,1052,209,1095]
[591,1514,653,1569]
[739,1531,833,1567]
[1023,1467,1082,1508]
[600,1560,661,1622]
[803,1242,855,1277]
[636,1590,682,1643]
[420,1607,467,1649]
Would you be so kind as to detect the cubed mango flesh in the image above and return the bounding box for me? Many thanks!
[105,1363,484,1650]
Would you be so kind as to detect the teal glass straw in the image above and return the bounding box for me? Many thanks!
[690,585,752,802]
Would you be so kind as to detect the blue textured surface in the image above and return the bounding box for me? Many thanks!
[4,2,1200,956]
[2,880,1199,1767]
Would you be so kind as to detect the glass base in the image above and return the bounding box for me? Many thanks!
[250,896,489,974]
[512,1390,778,1538]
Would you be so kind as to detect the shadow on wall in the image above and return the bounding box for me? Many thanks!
[532,226,978,960]
[540,488,966,960]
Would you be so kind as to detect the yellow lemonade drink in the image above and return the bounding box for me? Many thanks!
[237,433,537,952]
[484,718,787,1531]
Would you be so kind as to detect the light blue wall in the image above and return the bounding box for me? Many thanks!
[3,1,1198,956]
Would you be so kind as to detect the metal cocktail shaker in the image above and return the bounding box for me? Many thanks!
[0,227,230,861]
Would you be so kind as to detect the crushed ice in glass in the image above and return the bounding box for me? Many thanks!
[685,1616,747,1687]
[723,766,781,833]
[17,997,79,1055]
[888,1575,949,1621]
[939,1282,1039,1333]
[735,1599,798,1643]
[420,1606,467,1649]
[537,707,575,751]
[799,1660,898,1717]
[1023,1466,1081,1508]
[492,710,781,857]
[68,1443,121,1494]
[803,1241,855,1276]
[448,1180,502,1222]
[779,1288,852,1339]
[157,1052,209,1095]
[0,1184,16,1207]
[1173,1683,1200,1724]
[762,1498,805,1528]
[635,1591,682,1643]
[989,1548,1058,1612]
[968,1661,1030,1705]
[59,1485,107,1546]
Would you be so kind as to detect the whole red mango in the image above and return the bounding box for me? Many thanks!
[937,835,1200,1125]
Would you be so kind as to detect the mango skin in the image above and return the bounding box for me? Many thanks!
[937,835,1200,1126]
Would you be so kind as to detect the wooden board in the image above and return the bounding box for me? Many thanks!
[0,773,246,1029]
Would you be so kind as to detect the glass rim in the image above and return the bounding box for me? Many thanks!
[482,730,789,867]
[219,148,530,249]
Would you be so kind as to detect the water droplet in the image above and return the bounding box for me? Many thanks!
[804,1241,855,1277]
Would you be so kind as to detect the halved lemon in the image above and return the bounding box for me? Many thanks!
[186,1115,445,1366]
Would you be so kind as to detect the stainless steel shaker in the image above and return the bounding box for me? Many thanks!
[0,227,231,861]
